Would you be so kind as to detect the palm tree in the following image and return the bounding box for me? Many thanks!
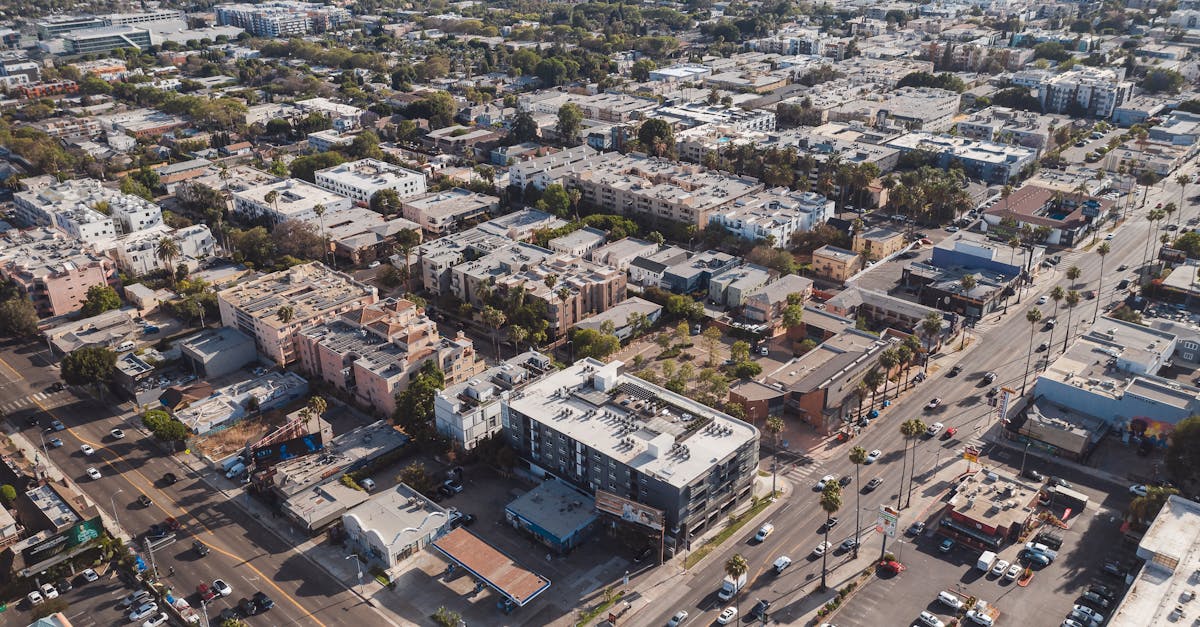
[819,483,842,591]
[1001,184,1013,213]
[1047,286,1064,360]
[1066,265,1082,288]
[481,305,506,360]
[848,446,868,558]
[1127,485,1180,528]
[1062,290,1081,352]
[1094,243,1111,321]
[1022,307,1043,395]
[900,418,926,509]
[878,348,900,399]
[1176,174,1191,226]
[277,305,294,323]
[863,368,885,410]
[313,203,329,265]
[263,190,279,219]
[919,312,943,371]
[1142,208,1164,284]
[724,554,749,616]
[156,236,180,279]
[1007,237,1024,303]
[765,416,784,495]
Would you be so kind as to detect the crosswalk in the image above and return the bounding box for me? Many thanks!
[0,389,74,415]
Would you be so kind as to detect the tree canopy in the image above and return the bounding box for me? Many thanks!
[61,346,117,389]
[80,285,121,317]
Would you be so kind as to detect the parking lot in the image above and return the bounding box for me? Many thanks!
[832,474,1137,627]
[0,566,156,627]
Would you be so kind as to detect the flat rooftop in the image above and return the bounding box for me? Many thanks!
[947,470,1039,532]
[505,479,597,542]
[432,528,551,606]
[1110,496,1200,626]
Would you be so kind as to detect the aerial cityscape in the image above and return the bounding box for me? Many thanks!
[0,0,1197,626]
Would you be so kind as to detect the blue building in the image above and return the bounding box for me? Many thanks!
[505,479,597,553]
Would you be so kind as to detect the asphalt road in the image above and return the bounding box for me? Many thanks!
[0,341,384,627]
[641,160,1200,627]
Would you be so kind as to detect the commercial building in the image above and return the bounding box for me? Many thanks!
[563,153,763,229]
[174,371,309,434]
[709,188,833,248]
[45,308,137,355]
[215,1,351,36]
[1036,67,1134,119]
[824,285,943,335]
[179,327,257,379]
[314,158,427,204]
[435,351,554,451]
[232,178,352,224]
[1108,495,1200,627]
[61,26,153,55]
[938,469,1040,550]
[831,87,961,132]
[36,15,105,39]
[903,262,1012,319]
[931,231,1043,279]
[217,262,378,365]
[401,188,499,235]
[505,479,598,552]
[103,10,185,26]
[342,483,450,576]
[888,132,1038,185]
[503,359,760,542]
[296,298,483,417]
[0,228,119,318]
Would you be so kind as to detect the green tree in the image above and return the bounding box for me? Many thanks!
[724,553,749,617]
[765,416,784,493]
[900,418,926,508]
[631,59,657,81]
[511,109,539,142]
[863,368,885,409]
[1066,265,1082,286]
[701,326,722,367]
[0,297,38,337]
[637,118,675,158]
[556,103,583,144]
[1166,416,1200,488]
[370,188,402,217]
[289,151,347,183]
[393,361,445,443]
[482,305,507,360]
[571,328,621,360]
[0,483,15,504]
[537,183,572,217]
[61,346,117,394]
[918,312,943,370]
[730,340,750,364]
[1062,290,1080,352]
[1128,484,1179,528]
[878,348,900,399]
[1095,242,1111,322]
[1141,68,1185,94]
[142,409,190,443]
[819,482,842,590]
[80,285,121,317]
[848,445,868,558]
[782,303,804,329]
[1022,307,1043,396]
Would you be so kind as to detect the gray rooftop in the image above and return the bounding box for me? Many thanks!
[505,479,597,542]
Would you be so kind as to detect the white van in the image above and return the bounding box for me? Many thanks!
[225,462,246,479]
[116,340,136,352]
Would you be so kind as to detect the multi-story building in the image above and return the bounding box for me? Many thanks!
[887,132,1038,185]
[563,153,764,229]
[590,237,659,271]
[811,245,861,283]
[232,178,352,224]
[853,227,907,260]
[35,15,105,39]
[709,264,772,308]
[215,1,350,36]
[105,224,217,276]
[29,116,104,139]
[314,158,427,204]
[61,26,152,55]
[491,254,628,338]
[742,274,813,325]
[518,91,659,124]
[96,109,188,138]
[503,358,760,542]
[650,102,777,134]
[14,178,162,244]
[401,188,498,235]
[217,262,378,365]
[956,107,1064,155]
[0,228,119,318]
[296,298,483,417]
[415,227,510,294]
[435,351,554,451]
[69,59,129,81]
[1036,68,1133,119]
[1107,495,1200,627]
[508,146,604,192]
[15,80,78,99]
[102,10,185,26]
[829,87,961,133]
[709,188,834,247]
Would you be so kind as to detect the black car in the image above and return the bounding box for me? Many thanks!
[55,578,72,594]
[838,475,852,487]
[1088,585,1117,603]
[193,540,209,557]
[218,608,239,622]
[822,517,840,532]
[751,599,772,618]
[48,382,65,392]
[162,472,177,485]
[949,365,963,377]
[864,477,883,492]
[252,591,274,612]
[1102,560,1127,578]
[239,597,256,616]
[24,416,40,427]
[137,495,152,507]
[1023,469,1045,482]
[437,485,455,499]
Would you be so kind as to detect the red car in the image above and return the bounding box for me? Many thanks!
[164,517,181,532]
[879,560,906,574]
[941,427,958,440]
[197,583,216,602]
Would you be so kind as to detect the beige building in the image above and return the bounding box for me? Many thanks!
[296,299,483,417]
[217,262,378,365]
[0,228,119,318]
[811,245,861,283]
[401,188,499,235]
[852,227,907,260]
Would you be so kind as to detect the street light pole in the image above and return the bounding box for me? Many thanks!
[1018,440,1032,479]
[345,554,363,595]
[110,489,124,530]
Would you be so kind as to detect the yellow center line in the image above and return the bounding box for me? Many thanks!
[0,353,328,627]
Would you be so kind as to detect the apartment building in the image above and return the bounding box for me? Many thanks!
[16,80,78,99]
[401,188,498,235]
[651,102,777,134]
[105,224,217,276]
[0,228,119,318]
[491,254,628,337]
[96,109,188,138]
[1036,68,1133,119]
[709,188,834,247]
[215,1,351,36]
[69,58,129,81]
[217,262,378,365]
[590,237,659,271]
[888,132,1038,185]
[296,298,483,417]
[519,91,659,123]
[832,87,961,132]
[14,178,162,243]
[435,351,554,451]
[812,245,861,283]
[563,153,764,229]
[508,145,604,191]
[956,107,1064,155]
[503,359,760,541]
[232,178,352,224]
[29,116,103,139]
[743,274,813,325]
[314,158,427,204]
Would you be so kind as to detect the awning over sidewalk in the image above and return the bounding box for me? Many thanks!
[431,528,551,607]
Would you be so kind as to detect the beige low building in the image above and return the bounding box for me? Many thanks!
[852,227,907,260]
[811,245,861,283]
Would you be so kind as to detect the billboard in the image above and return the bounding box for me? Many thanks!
[876,506,899,538]
[250,432,324,467]
[595,490,664,531]
[23,517,103,563]
[963,446,981,463]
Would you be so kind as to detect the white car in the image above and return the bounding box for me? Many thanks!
[1129,484,1149,497]
[918,611,946,627]
[816,474,836,490]
[1105,233,1114,240]
[812,541,832,557]
[86,467,101,480]
[212,578,233,597]
[1072,605,1105,623]
[925,399,942,411]
[866,449,882,464]
[1004,563,1022,581]
[717,606,738,625]
[926,422,944,436]
[967,609,995,626]
[1037,295,1048,305]
[667,610,688,626]
[40,583,58,600]
[111,428,126,439]
[991,559,1010,576]
[81,568,99,583]
[27,590,44,605]
[142,613,170,627]
[937,590,964,610]
[81,444,95,456]
[128,602,159,622]
[754,523,775,542]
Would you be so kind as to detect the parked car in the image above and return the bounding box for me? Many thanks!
[27,590,44,606]
[128,602,159,622]
[1080,591,1110,608]
[939,538,956,553]
[1024,469,1045,482]
[937,590,964,610]
[252,591,274,612]
[991,560,1010,577]
[907,521,926,536]
[39,583,58,600]
[840,537,859,552]
[717,606,737,625]
[1129,484,1149,497]
[925,422,944,436]
[1004,564,1021,581]
[80,444,94,456]
[197,584,217,602]
[142,613,169,627]
[80,568,99,583]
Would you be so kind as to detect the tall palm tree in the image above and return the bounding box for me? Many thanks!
[896,344,914,391]
[724,554,749,616]
[1062,290,1081,352]
[863,368,885,410]
[481,305,506,359]
[919,312,943,371]
[1094,243,1111,322]
[313,203,329,266]
[819,483,842,591]
[848,446,868,558]
[263,189,279,219]
[901,418,926,509]
[765,416,784,495]
[855,380,869,420]
[878,348,900,399]
[1176,174,1191,226]
[1142,208,1164,284]
[1007,237,1024,303]
[1065,265,1082,288]
[1022,307,1043,395]
[156,236,180,282]
[1047,286,1064,360]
